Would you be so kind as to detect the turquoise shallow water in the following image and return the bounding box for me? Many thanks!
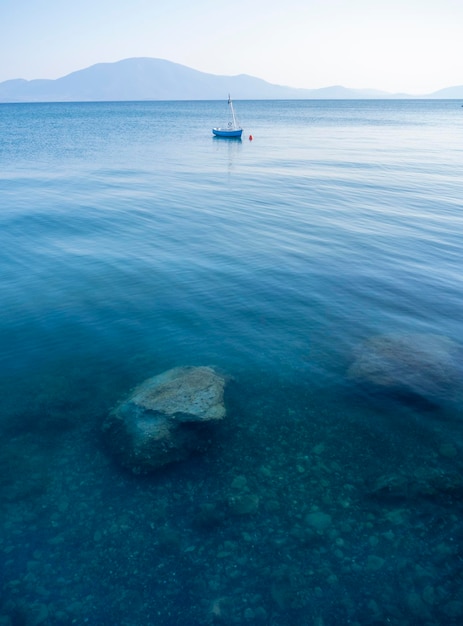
[1,100,463,625]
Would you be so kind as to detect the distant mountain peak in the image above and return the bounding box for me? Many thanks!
[0,57,462,102]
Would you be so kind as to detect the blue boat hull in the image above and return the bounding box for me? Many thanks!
[212,127,243,138]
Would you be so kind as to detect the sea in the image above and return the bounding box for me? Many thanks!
[0,99,462,625]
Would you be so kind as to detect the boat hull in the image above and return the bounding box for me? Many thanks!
[212,127,243,138]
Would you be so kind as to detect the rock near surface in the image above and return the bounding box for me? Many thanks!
[103,366,226,473]
[347,333,462,406]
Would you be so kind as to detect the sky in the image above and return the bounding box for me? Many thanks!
[1,0,462,94]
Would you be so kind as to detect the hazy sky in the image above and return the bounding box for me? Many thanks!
[1,0,462,93]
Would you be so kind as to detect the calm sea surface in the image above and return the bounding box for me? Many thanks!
[1,100,463,625]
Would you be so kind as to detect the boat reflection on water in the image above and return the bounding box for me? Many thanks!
[212,128,243,174]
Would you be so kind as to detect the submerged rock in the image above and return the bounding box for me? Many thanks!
[367,470,463,501]
[347,333,462,406]
[305,511,332,531]
[228,493,260,516]
[103,366,226,473]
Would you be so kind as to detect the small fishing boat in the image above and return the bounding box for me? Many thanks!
[212,95,243,138]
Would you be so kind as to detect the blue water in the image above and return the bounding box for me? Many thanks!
[1,100,463,625]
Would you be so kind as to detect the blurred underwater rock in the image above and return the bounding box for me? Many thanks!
[347,333,462,407]
[367,468,463,502]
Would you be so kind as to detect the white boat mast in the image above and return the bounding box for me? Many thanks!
[228,94,239,129]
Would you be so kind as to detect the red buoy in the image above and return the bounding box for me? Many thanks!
[249,134,253,141]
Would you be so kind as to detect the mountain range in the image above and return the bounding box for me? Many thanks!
[0,57,462,102]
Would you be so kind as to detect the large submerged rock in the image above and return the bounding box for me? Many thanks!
[367,469,463,502]
[347,333,462,406]
[103,366,226,473]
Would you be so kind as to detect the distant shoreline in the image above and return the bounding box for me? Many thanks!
[1,57,462,103]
